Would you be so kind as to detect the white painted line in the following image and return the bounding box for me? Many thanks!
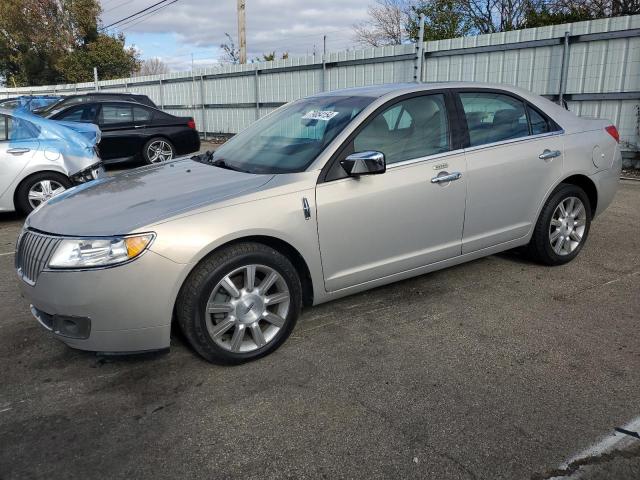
[549,415,640,479]
[0,251,14,256]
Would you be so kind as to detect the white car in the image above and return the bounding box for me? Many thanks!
[0,108,102,213]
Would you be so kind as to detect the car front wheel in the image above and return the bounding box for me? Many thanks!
[176,242,302,364]
[526,183,592,266]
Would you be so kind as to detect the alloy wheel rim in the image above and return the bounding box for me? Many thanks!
[549,196,587,256]
[147,140,173,163]
[28,180,66,209]
[204,264,290,353]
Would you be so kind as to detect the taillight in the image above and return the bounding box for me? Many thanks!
[605,125,619,143]
[187,118,196,129]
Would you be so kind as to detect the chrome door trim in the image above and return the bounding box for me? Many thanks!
[386,148,466,170]
[463,130,565,154]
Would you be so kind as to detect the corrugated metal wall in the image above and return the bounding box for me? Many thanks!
[2,15,638,156]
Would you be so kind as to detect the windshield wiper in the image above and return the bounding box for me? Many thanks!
[211,159,251,173]
[191,151,251,173]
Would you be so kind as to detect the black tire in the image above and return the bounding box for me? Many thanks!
[176,242,302,364]
[142,137,175,164]
[526,183,592,266]
[15,171,72,214]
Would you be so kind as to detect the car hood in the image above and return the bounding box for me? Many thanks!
[26,158,275,236]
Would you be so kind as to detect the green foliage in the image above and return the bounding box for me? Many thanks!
[406,0,471,41]
[0,0,139,87]
[523,3,596,28]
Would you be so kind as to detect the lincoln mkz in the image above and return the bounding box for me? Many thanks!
[16,83,621,364]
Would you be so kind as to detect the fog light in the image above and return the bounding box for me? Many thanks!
[52,315,91,339]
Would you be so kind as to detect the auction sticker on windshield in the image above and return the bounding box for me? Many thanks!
[301,110,339,121]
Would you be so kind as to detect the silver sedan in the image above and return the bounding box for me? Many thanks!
[0,108,102,213]
[16,82,621,364]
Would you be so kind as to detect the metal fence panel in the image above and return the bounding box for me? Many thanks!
[1,15,638,155]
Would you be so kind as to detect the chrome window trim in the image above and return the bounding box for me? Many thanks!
[386,148,466,169]
[463,129,565,153]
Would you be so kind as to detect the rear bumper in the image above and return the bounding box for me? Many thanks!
[175,130,201,155]
[18,250,188,353]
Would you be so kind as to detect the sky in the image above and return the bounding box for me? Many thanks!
[99,0,372,72]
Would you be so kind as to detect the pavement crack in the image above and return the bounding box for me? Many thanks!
[531,444,640,479]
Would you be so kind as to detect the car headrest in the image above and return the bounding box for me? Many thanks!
[493,109,521,126]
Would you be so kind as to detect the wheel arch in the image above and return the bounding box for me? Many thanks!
[175,235,315,311]
[559,174,598,217]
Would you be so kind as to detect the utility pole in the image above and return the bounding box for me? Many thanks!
[414,14,425,83]
[237,0,247,64]
[93,67,99,91]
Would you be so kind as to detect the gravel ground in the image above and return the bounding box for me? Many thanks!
[0,180,638,480]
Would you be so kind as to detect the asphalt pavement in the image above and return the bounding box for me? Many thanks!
[0,179,638,480]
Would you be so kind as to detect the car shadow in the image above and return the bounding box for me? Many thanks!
[0,211,25,222]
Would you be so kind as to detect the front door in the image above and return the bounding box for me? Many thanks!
[316,93,467,292]
[456,90,564,253]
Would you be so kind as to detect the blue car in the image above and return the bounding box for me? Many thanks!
[0,95,62,113]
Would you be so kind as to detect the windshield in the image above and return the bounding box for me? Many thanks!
[206,95,374,174]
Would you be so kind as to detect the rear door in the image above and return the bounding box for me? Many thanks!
[456,90,564,253]
[0,115,39,199]
[96,103,138,161]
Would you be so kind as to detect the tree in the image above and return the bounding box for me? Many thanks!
[257,51,290,62]
[353,0,406,47]
[219,33,240,63]
[59,34,140,83]
[406,0,471,41]
[0,0,139,86]
[135,58,170,76]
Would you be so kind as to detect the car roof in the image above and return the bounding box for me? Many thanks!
[310,81,544,100]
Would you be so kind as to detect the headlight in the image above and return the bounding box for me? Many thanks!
[48,233,154,269]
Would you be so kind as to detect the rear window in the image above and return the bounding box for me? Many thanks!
[100,105,133,124]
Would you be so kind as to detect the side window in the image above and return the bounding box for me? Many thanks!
[57,104,98,123]
[8,117,39,140]
[353,94,450,165]
[528,106,552,135]
[99,105,133,125]
[133,106,152,123]
[0,115,7,141]
[460,92,528,147]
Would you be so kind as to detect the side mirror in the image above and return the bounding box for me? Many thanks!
[340,151,386,176]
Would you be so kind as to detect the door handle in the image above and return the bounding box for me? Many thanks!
[431,171,462,183]
[7,148,30,155]
[538,149,561,160]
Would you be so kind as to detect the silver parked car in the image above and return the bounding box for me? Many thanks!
[16,82,621,364]
[0,108,102,213]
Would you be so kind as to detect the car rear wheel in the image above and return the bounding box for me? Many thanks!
[176,242,302,364]
[15,172,71,214]
[143,137,174,164]
[526,183,591,266]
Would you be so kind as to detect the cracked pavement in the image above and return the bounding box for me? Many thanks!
[0,180,639,479]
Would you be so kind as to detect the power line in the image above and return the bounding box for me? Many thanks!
[101,0,173,30]
[118,1,178,31]
[103,0,132,13]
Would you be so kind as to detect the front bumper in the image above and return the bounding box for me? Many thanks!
[18,249,187,353]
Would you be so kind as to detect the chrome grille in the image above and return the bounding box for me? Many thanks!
[15,230,61,285]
